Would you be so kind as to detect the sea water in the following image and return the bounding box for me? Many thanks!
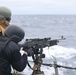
[11,15,76,75]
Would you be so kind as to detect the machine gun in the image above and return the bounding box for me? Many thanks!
[22,36,66,75]
[23,36,65,51]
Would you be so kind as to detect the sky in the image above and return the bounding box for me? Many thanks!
[0,0,76,15]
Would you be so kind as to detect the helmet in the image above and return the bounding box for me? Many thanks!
[4,25,25,43]
[0,6,11,21]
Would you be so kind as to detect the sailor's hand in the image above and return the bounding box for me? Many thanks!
[26,48,34,56]
[20,47,34,56]
[24,51,28,55]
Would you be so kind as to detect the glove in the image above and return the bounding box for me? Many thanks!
[27,48,34,56]
[23,47,34,56]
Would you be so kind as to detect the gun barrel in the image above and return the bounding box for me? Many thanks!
[50,36,66,41]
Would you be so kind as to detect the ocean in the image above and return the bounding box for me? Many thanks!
[11,15,76,75]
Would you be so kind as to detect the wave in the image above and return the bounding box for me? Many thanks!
[43,45,76,59]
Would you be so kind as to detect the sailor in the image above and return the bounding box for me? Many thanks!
[0,25,28,75]
[0,6,11,36]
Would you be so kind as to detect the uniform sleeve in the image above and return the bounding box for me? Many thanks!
[11,51,27,72]
[5,41,28,72]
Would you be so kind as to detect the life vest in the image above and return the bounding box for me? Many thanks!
[0,37,11,75]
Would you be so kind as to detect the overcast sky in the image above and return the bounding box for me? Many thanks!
[0,0,76,15]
